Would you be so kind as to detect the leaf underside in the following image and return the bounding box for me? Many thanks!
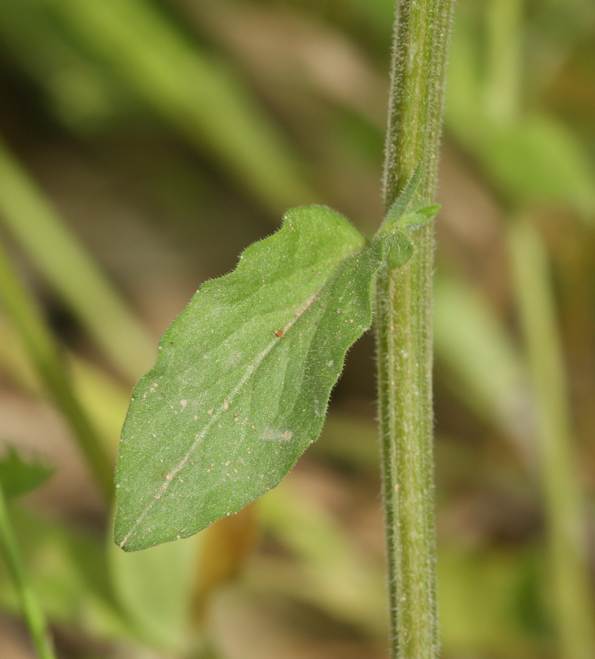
[114,206,386,551]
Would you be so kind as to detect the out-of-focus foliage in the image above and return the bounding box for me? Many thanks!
[0,448,53,499]
[0,0,593,657]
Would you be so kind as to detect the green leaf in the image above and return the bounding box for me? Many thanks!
[115,205,397,551]
[378,232,414,269]
[377,161,440,239]
[375,203,439,269]
[396,204,441,230]
[384,166,424,222]
[0,447,53,498]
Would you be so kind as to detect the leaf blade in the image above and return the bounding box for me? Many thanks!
[115,206,382,551]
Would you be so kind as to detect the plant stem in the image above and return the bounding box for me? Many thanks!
[375,1,454,657]
[509,218,595,659]
[0,485,56,659]
[0,243,113,502]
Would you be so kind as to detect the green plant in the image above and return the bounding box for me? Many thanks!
[509,218,595,659]
[115,2,453,656]
[39,0,313,213]
[0,140,154,381]
[447,1,595,655]
[376,0,455,653]
[1,1,594,657]
[0,242,113,501]
[114,193,438,549]
[0,450,55,659]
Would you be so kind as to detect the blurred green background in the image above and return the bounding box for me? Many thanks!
[0,0,594,657]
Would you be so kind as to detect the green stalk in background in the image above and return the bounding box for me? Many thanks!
[0,140,154,382]
[0,243,113,502]
[483,3,595,654]
[375,1,455,656]
[484,0,521,122]
[509,219,595,659]
[433,274,533,461]
[0,484,56,659]
[0,2,122,130]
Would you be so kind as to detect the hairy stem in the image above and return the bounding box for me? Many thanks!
[375,1,455,656]
[0,485,56,659]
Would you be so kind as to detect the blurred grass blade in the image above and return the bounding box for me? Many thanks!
[0,319,129,447]
[484,0,521,122]
[43,0,313,212]
[0,0,125,131]
[530,0,595,91]
[438,543,547,655]
[258,481,386,635]
[0,484,56,659]
[470,116,595,217]
[509,218,595,659]
[0,505,135,642]
[447,5,595,218]
[0,140,154,381]
[434,274,533,458]
[0,242,112,501]
[108,529,203,649]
